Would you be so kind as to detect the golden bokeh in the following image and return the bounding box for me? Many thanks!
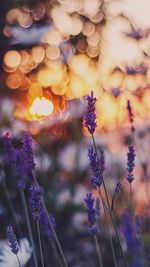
[2,0,150,130]
[29,97,54,119]
[3,50,21,68]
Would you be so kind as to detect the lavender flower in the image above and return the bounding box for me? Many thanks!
[30,184,44,221]
[12,148,26,189]
[115,181,122,194]
[84,192,97,235]
[127,100,135,132]
[7,226,19,255]
[84,91,97,134]
[22,132,36,175]
[126,29,142,41]
[88,148,103,188]
[127,145,136,183]
[126,64,147,75]
[111,182,122,211]
[127,145,135,172]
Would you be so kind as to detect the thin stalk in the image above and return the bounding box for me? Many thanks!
[3,180,22,237]
[16,254,22,267]
[142,167,150,210]
[37,222,44,267]
[32,174,68,267]
[46,235,61,267]
[94,236,104,267]
[100,191,118,267]
[20,189,38,267]
[92,134,129,267]
[110,210,128,265]
[41,198,68,267]
[145,181,150,209]
[129,184,132,214]
[133,133,150,209]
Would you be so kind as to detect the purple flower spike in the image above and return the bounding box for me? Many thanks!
[115,181,122,194]
[88,148,103,189]
[127,145,136,183]
[127,100,135,132]
[22,132,36,175]
[84,192,97,235]
[127,173,134,184]
[12,148,26,189]
[127,145,135,172]
[84,91,97,134]
[7,226,19,255]
[30,184,44,221]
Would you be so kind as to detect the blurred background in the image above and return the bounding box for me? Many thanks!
[0,0,150,266]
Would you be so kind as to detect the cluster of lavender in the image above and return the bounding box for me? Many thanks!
[127,145,136,184]
[83,91,139,267]
[1,132,63,267]
[84,92,101,236]
[1,91,147,267]
[84,91,124,216]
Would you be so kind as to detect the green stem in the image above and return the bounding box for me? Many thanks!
[129,184,132,214]
[32,174,68,267]
[100,191,118,267]
[41,198,68,267]
[133,133,150,209]
[48,237,62,267]
[37,222,44,267]
[110,211,128,266]
[20,190,38,267]
[92,134,128,267]
[16,254,22,267]
[3,180,22,237]
[94,236,104,267]
[145,181,150,209]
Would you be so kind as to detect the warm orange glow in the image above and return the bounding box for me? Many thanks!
[87,31,100,47]
[32,46,45,64]
[96,93,126,130]
[29,97,54,119]
[37,67,63,87]
[3,50,21,68]
[82,21,95,36]
[69,73,86,98]
[45,45,60,60]
[28,83,43,99]
[71,15,83,36]
[3,0,150,133]
[44,28,62,46]
[68,54,90,78]
[6,73,22,89]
